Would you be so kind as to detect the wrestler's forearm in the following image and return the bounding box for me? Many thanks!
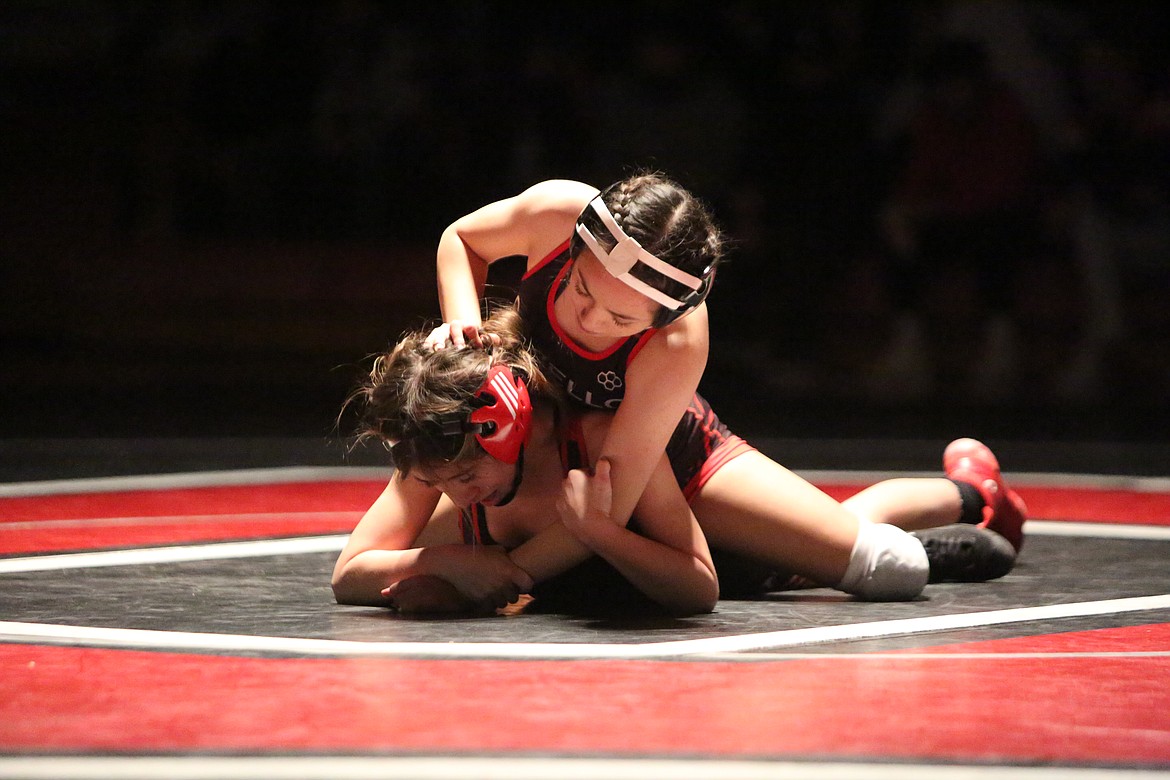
[506,523,593,584]
[575,520,718,616]
[436,224,489,323]
[331,547,429,607]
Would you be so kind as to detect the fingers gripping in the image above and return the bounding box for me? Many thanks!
[424,320,501,352]
[558,458,615,541]
[589,458,613,517]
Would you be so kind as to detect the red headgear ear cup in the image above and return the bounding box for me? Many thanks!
[468,365,532,464]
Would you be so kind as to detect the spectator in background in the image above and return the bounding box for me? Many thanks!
[933,0,1086,161]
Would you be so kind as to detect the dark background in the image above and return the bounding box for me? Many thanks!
[3,1,1169,455]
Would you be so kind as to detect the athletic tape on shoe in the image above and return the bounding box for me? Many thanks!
[574,196,703,311]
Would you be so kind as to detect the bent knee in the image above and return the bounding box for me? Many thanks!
[836,521,929,601]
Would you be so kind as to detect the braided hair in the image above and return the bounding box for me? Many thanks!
[571,172,725,326]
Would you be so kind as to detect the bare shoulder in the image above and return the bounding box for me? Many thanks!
[642,304,710,361]
[504,180,598,263]
[620,306,709,405]
[514,180,599,225]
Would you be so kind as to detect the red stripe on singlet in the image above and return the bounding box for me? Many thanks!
[521,239,571,280]
[458,505,487,546]
[683,437,755,501]
[624,329,659,366]
[679,395,755,501]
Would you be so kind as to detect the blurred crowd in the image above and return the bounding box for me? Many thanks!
[4,1,1169,411]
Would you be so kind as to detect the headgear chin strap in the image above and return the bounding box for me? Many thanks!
[574,195,710,315]
[405,364,531,465]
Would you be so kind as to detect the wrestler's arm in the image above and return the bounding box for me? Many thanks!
[431,179,597,343]
[560,456,719,616]
[597,306,709,529]
[504,309,709,584]
[331,474,531,610]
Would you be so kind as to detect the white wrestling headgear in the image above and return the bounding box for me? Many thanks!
[574,196,707,312]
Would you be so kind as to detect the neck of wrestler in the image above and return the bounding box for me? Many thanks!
[493,405,560,507]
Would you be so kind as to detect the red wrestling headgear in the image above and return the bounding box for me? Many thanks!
[466,364,532,464]
[389,364,533,466]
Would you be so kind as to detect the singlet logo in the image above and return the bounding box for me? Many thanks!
[596,371,623,391]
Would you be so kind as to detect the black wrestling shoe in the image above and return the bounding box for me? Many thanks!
[912,524,1016,583]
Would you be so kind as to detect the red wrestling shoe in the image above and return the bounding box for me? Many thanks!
[944,438,1027,552]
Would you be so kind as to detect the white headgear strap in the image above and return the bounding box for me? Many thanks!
[574,196,704,311]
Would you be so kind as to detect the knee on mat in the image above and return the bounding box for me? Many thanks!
[836,521,929,601]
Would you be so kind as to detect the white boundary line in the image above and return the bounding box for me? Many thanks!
[703,650,1170,661]
[0,535,348,573]
[0,466,391,497]
[3,756,1167,780]
[1,511,361,531]
[2,594,1168,659]
[0,525,1167,659]
[798,469,1170,492]
[3,465,1169,497]
[1,469,1167,662]
[0,756,1166,780]
[1,519,1166,575]
[1026,520,1170,540]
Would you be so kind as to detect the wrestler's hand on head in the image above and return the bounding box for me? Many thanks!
[460,324,500,349]
[557,458,621,547]
[423,320,501,351]
[423,320,462,351]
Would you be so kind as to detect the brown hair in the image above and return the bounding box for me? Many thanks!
[345,306,560,476]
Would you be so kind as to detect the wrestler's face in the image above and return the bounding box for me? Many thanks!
[411,454,517,508]
[563,251,659,341]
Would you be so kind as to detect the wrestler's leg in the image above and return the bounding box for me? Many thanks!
[840,477,963,532]
[693,451,957,599]
[689,450,862,589]
[838,477,1015,582]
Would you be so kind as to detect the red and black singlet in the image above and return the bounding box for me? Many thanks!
[517,240,657,410]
